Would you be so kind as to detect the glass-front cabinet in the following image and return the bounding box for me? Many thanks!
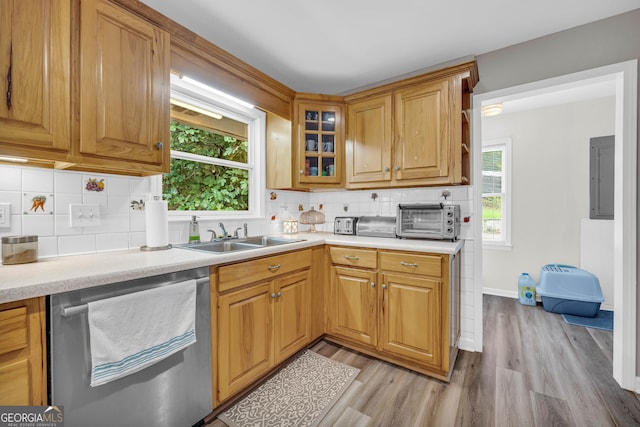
[296,102,342,186]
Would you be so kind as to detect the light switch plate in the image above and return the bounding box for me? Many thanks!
[0,203,10,228]
[69,204,101,227]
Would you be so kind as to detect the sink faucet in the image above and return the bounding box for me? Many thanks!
[218,222,228,239]
[233,227,242,238]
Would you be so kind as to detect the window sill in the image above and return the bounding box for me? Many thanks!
[483,242,512,251]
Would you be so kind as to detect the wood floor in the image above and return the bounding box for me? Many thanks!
[208,295,640,426]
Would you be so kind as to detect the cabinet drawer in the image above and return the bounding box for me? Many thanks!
[218,249,312,292]
[330,247,377,269]
[0,307,28,357]
[380,251,442,277]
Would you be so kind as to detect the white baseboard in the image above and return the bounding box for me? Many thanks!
[458,337,477,352]
[483,287,518,299]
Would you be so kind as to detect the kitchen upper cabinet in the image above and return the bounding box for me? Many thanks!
[78,0,170,173]
[394,79,449,181]
[345,61,478,189]
[346,95,392,184]
[0,0,71,162]
[292,96,344,188]
[0,298,46,406]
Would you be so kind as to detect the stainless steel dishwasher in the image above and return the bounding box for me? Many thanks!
[49,267,212,427]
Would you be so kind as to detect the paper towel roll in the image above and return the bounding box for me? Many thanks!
[145,199,169,248]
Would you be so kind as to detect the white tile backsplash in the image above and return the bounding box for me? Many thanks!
[0,166,22,191]
[58,235,96,256]
[0,166,152,257]
[22,215,54,236]
[23,169,54,193]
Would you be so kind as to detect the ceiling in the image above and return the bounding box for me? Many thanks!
[140,0,639,95]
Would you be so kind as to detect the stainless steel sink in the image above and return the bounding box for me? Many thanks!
[177,236,305,254]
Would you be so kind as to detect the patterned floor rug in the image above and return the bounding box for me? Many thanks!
[218,350,360,427]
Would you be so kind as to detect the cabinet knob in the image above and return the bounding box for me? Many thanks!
[370,282,375,288]
[299,170,304,175]
[155,141,164,149]
[277,291,282,298]
[384,167,390,172]
[394,166,400,171]
[382,284,387,289]
[271,293,276,299]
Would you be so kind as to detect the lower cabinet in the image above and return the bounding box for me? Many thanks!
[216,251,312,403]
[0,297,46,405]
[327,246,460,381]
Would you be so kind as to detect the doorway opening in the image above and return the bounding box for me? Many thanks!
[472,60,637,390]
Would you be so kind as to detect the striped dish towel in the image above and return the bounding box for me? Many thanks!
[87,279,197,387]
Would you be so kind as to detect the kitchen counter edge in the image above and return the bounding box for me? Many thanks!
[0,233,464,304]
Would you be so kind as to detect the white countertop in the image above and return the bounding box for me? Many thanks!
[0,232,463,304]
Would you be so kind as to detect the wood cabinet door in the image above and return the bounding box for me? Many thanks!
[393,79,449,180]
[79,0,169,171]
[380,273,442,367]
[0,0,70,158]
[296,102,342,185]
[346,95,392,184]
[274,270,311,363]
[217,282,273,402]
[328,266,378,347]
[0,298,46,406]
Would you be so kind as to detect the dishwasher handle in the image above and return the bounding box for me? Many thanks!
[60,275,209,317]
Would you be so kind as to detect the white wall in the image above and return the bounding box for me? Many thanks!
[481,96,615,297]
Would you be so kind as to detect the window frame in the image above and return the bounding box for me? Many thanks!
[154,74,265,220]
[482,138,512,250]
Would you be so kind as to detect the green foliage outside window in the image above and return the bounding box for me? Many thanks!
[163,121,249,211]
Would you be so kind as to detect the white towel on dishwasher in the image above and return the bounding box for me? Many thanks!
[87,279,197,387]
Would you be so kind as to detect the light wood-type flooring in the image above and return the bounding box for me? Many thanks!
[207,295,640,426]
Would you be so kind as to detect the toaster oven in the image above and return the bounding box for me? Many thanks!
[396,203,460,241]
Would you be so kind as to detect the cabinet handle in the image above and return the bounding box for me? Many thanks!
[384,167,390,172]
[400,261,418,267]
[394,166,400,171]
[155,141,164,149]
[277,291,282,298]
[299,170,304,175]
[382,284,387,289]
[345,255,359,261]
[370,282,375,288]
[6,43,12,110]
[271,293,276,299]
[267,264,281,271]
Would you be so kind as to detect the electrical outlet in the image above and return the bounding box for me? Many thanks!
[69,204,101,227]
[0,203,10,228]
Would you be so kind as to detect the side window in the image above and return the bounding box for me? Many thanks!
[482,139,511,247]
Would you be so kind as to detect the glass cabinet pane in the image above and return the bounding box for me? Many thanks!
[305,110,319,131]
[321,135,334,153]
[321,111,335,132]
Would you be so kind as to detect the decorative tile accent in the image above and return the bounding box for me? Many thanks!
[84,177,106,192]
[130,199,145,212]
[23,193,53,215]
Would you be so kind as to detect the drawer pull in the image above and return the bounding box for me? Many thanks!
[400,261,418,267]
[267,264,281,271]
[345,255,360,261]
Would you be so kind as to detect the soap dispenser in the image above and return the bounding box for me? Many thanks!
[188,216,200,244]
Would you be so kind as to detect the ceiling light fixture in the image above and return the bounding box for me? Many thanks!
[481,103,503,117]
[0,156,28,163]
[170,99,223,120]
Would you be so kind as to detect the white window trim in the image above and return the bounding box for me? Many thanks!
[152,74,266,221]
[482,138,512,249]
